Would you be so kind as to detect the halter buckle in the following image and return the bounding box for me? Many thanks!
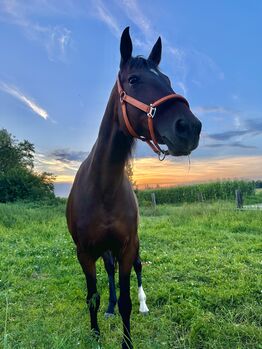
[147,104,156,118]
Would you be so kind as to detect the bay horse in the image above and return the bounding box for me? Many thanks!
[66,27,201,349]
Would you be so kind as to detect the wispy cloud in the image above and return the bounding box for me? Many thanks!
[1,0,224,85]
[44,26,72,62]
[245,118,262,132]
[193,106,238,115]
[91,0,120,36]
[91,0,150,48]
[207,118,262,142]
[0,0,72,62]
[0,82,48,119]
[117,0,152,39]
[176,81,188,96]
[193,105,244,130]
[117,1,223,91]
[204,142,257,149]
[208,130,250,141]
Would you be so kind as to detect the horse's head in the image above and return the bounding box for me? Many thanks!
[117,27,201,157]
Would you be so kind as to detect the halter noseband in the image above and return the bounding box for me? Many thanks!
[117,75,190,160]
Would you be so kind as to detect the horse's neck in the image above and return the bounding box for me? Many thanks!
[89,84,134,190]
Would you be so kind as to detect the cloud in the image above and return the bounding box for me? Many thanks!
[117,0,152,38]
[193,104,261,146]
[44,26,72,62]
[208,130,250,141]
[190,49,224,81]
[92,0,120,36]
[1,0,224,85]
[34,148,89,183]
[193,106,238,115]
[0,0,72,62]
[207,118,262,141]
[204,142,257,149]
[54,154,262,196]
[244,118,262,132]
[0,82,48,119]
[167,47,224,93]
[35,152,80,175]
[91,0,151,48]
[176,81,187,96]
[51,149,88,162]
[132,156,262,188]
[35,147,262,190]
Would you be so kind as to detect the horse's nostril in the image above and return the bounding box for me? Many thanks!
[175,119,188,134]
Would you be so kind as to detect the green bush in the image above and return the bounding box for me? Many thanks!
[0,168,55,202]
[0,128,55,202]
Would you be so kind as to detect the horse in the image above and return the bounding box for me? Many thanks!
[66,27,201,349]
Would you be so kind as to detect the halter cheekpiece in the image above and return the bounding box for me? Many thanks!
[117,75,190,161]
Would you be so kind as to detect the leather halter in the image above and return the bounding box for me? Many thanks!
[117,76,190,160]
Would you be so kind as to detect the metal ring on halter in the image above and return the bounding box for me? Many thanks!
[119,91,126,103]
[158,152,166,161]
[147,104,156,118]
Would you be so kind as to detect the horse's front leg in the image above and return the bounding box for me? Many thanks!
[118,250,135,349]
[77,246,100,336]
[133,254,149,314]
[102,251,117,317]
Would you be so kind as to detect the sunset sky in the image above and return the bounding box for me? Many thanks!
[0,1,261,196]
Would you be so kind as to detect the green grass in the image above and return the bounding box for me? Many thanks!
[0,201,262,349]
[245,190,262,205]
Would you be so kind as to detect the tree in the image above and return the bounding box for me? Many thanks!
[0,129,35,173]
[254,180,262,188]
[125,160,136,188]
[0,129,55,202]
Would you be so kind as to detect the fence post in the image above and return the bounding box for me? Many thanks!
[235,189,243,209]
[151,192,156,209]
[197,192,204,202]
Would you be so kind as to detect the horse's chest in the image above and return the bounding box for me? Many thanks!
[76,206,137,254]
[90,206,137,233]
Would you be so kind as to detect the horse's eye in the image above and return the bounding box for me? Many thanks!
[128,76,139,85]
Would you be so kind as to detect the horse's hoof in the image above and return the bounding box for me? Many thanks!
[140,310,149,316]
[104,312,115,318]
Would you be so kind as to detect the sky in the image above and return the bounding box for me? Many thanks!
[0,0,261,196]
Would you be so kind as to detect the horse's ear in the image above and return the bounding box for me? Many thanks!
[148,37,162,66]
[120,27,133,67]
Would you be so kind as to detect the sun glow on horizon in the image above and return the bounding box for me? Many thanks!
[52,155,262,188]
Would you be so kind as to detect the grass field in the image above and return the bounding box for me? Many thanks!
[0,201,262,349]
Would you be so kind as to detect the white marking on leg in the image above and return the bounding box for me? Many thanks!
[138,286,149,314]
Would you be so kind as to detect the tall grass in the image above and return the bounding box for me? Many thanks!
[137,180,255,205]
